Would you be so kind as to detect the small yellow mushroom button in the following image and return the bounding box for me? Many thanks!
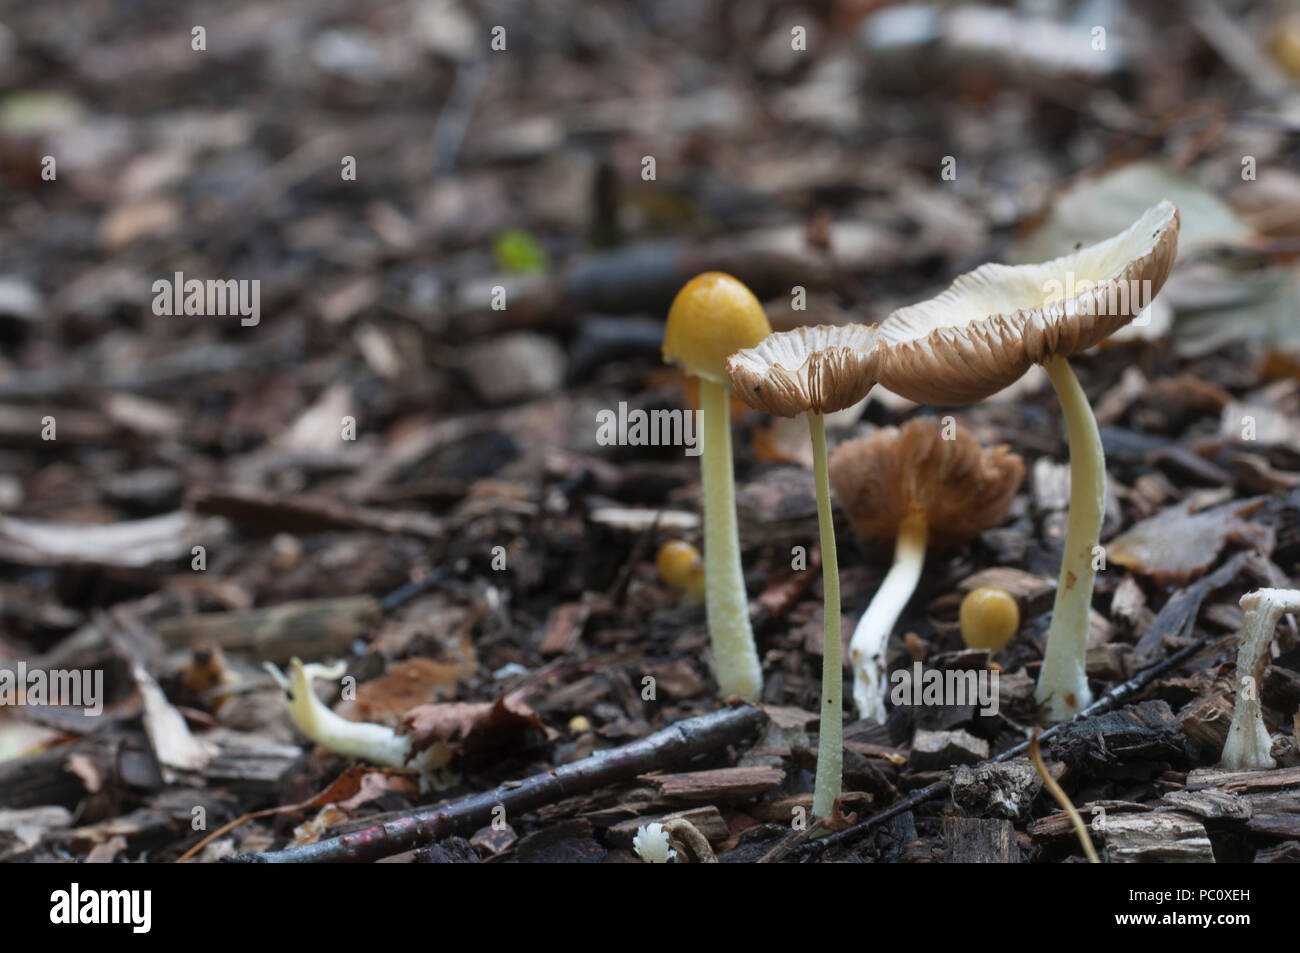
[568,715,592,734]
[655,540,705,599]
[959,586,1020,652]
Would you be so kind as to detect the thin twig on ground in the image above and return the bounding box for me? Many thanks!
[227,703,766,863]
[1029,727,1099,863]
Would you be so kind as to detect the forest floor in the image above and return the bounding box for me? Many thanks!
[1,0,1300,863]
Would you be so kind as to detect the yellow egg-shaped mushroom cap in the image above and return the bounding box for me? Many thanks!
[663,272,772,383]
[959,586,1020,652]
[655,539,705,597]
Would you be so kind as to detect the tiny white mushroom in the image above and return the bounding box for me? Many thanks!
[1220,588,1300,771]
[632,822,676,863]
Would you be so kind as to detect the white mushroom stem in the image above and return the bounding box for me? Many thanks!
[698,377,763,702]
[809,411,843,820]
[849,512,927,723]
[1221,588,1300,771]
[265,659,449,773]
[1035,356,1103,721]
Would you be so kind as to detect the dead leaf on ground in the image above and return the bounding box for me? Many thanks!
[400,693,553,759]
[84,834,128,863]
[0,512,225,568]
[350,658,476,720]
[1108,498,1274,585]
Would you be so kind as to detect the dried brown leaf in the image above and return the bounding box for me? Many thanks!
[1108,498,1273,585]
[400,694,551,758]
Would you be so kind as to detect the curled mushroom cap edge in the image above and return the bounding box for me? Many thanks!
[877,200,1181,405]
[726,323,884,417]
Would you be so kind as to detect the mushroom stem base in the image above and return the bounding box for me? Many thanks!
[850,512,927,723]
[698,377,763,702]
[1036,356,1102,721]
[1220,588,1300,770]
[809,411,843,820]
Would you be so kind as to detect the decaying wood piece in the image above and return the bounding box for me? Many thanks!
[1047,700,1192,770]
[605,807,727,848]
[1184,765,1300,837]
[1031,801,1149,840]
[950,759,1042,821]
[1161,787,1252,821]
[910,729,989,770]
[942,816,1019,862]
[155,596,380,662]
[1255,842,1300,862]
[198,729,303,793]
[1095,811,1214,863]
[188,485,445,539]
[638,765,784,802]
[1178,692,1234,761]
[1186,765,1300,792]
[1246,812,1300,838]
[229,704,766,862]
[1086,643,1129,681]
[0,749,86,810]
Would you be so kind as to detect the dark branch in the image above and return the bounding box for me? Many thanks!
[228,703,766,863]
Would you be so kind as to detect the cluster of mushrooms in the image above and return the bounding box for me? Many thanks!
[661,200,1182,821]
[257,196,1296,830]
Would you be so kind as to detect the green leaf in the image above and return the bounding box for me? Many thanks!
[492,229,550,275]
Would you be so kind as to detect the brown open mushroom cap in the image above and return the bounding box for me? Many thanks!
[828,417,1025,547]
[878,201,1180,405]
[725,323,882,417]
